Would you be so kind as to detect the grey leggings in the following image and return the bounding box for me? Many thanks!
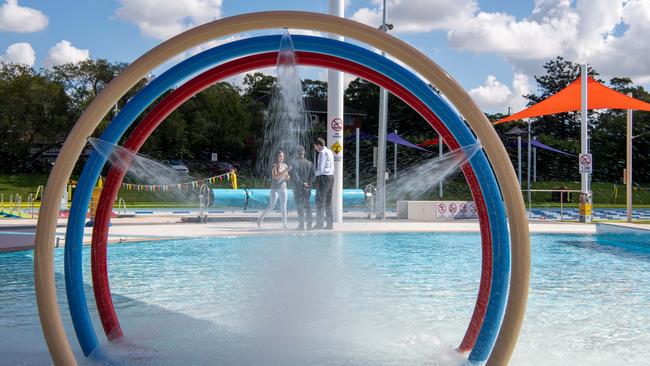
[258,187,288,226]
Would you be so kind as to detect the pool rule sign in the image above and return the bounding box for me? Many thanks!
[578,152,593,223]
[579,153,592,174]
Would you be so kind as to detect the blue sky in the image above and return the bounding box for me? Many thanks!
[0,0,648,113]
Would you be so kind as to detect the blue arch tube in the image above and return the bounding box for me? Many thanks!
[65,35,509,362]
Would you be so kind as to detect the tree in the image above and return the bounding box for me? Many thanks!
[48,59,150,132]
[141,82,256,168]
[520,57,599,180]
[242,72,276,100]
[0,63,71,172]
[303,79,327,99]
[591,77,650,182]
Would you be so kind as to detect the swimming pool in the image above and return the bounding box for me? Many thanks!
[1,231,649,365]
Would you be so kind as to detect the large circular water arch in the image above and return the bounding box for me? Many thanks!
[33,11,530,366]
[82,40,501,359]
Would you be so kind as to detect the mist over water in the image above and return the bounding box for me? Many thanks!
[72,235,470,366]
[255,30,313,179]
[387,143,481,200]
[88,137,196,202]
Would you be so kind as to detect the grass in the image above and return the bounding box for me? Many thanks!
[1,174,650,209]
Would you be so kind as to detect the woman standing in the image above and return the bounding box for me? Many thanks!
[257,150,291,228]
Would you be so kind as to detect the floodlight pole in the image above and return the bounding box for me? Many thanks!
[327,0,344,223]
[393,129,398,178]
[533,136,537,182]
[439,134,444,197]
[355,127,360,189]
[626,92,633,223]
[517,135,522,185]
[376,0,389,219]
[527,120,532,215]
[579,64,592,223]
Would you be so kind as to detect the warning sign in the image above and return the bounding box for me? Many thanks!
[331,118,343,132]
[579,153,592,174]
[331,141,342,154]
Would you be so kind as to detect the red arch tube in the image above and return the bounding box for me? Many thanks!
[91,51,492,351]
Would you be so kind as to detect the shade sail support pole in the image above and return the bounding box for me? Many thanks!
[579,64,592,223]
[626,92,633,223]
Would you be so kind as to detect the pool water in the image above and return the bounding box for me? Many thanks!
[1,231,649,365]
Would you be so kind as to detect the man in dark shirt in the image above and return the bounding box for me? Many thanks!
[291,145,314,230]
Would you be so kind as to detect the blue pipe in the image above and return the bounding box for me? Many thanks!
[212,188,366,209]
[65,34,509,362]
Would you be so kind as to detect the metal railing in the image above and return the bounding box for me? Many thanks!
[117,197,127,215]
[525,189,582,221]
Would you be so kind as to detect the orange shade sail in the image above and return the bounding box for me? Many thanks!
[495,76,650,124]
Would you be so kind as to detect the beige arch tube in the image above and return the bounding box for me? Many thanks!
[34,11,529,366]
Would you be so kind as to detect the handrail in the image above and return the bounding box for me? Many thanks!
[35,185,44,201]
[525,189,581,193]
[28,193,35,218]
[526,189,582,221]
[15,193,22,216]
[117,197,127,215]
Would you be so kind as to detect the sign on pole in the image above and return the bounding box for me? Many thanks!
[211,153,218,162]
[579,153,592,174]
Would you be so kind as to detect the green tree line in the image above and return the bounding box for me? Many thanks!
[0,56,648,184]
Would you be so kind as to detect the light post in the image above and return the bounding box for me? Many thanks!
[628,123,650,222]
[505,126,527,186]
[375,0,393,219]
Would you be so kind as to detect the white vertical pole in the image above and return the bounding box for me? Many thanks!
[355,127,360,189]
[439,135,443,197]
[393,129,398,179]
[376,0,388,219]
[327,0,344,223]
[517,135,522,185]
[527,121,532,214]
[626,92,633,223]
[579,64,592,223]
[533,136,537,182]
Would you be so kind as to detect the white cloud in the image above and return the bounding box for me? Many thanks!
[0,42,35,66]
[351,0,650,87]
[584,0,650,83]
[351,0,477,32]
[449,0,650,82]
[469,73,530,113]
[44,40,90,68]
[115,0,222,40]
[0,0,48,32]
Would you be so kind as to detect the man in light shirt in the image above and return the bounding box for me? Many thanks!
[312,137,334,230]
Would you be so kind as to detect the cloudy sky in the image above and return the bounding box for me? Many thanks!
[0,0,648,113]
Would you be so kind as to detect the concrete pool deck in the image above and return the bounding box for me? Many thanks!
[0,214,582,251]
[1,214,647,252]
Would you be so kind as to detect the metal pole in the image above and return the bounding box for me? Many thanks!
[376,0,388,219]
[626,92,633,223]
[393,129,398,179]
[527,121,532,215]
[327,0,344,223]
[579,64,592,223]
[560,191,564,221]
[517,135,522,185]
[533,136,537,182]
[439,134,443,197]
[355,127,360,189]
